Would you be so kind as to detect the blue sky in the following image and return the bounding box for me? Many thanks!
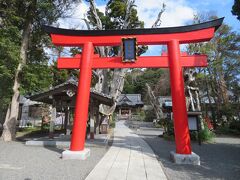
[93,0,239,31]
[185,0,239,31]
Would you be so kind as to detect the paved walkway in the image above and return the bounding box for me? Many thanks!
[86,120,167,180]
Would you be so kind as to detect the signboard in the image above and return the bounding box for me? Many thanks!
[188,116,198,131]
[122,37,137,62]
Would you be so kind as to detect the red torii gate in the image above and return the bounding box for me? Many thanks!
[44,18,223,160]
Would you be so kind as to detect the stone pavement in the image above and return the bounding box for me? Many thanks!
[137,128,240,180]
[0,141,108,180]
[86,120,167,180]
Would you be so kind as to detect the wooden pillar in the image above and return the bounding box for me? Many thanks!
[168,39,192,154]
[89,99,95,140]
[49,100,56,139]
[70,42,94,151]
[95,102,100,134]
[64,107,69,135]
[129,108,132,120]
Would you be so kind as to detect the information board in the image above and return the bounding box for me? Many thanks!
[122,37,137,62]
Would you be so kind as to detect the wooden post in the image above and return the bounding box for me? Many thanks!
[95,102,100,134]
[89,99,95,140]
[70,42,94,151]
[168,40,192,154]
[49,101,56,139]
[64,107,69,135]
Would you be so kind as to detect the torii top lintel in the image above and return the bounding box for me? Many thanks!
[44,18,223,46]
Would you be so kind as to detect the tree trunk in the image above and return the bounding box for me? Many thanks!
[1,7,34,141]
[146,83,163,120]
[89,0,130,116]
[89,0,166,117]
[204,70,217,129]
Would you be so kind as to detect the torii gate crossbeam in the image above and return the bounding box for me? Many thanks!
[44,18,223,161]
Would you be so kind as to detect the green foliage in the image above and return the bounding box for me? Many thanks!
[87,0,144,29]
[109,120,116,128]
[20,63,53,94]
[138,110,145,121]
[216,120,240,135]
[105,0,144,29]
[163,133,175,141]
[109,113,116,128]
[42,123,50,130]
[0,0,81,123]
[86,0,145,56]
[199,123,215,142]
[123,68,165,100]
[187,15,240,125]
[216,124,240,135]
[232,0,240,21]
[144,109,156,122]
[0,25,20,108]
[51,61,69,86]
[229,120,240,132]
[159,117,174,136]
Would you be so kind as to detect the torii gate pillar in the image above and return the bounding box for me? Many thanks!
[168,40,191,154]
[168,40,200,164]
[62,42,93,160]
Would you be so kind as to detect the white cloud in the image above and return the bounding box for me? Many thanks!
[135,0,195,28]
[54,1,195,56]
[135,0,195,55]
[56,0,195,29]
[56,2,106,30]
[56,2,89,29]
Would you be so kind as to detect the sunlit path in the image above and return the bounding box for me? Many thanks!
[86,120,167,180]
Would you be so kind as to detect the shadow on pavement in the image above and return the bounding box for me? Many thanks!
[43,146,64,154]
[123,120,240,179]
[143,135,240,180]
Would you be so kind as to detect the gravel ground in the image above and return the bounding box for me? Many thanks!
[0,140,108,180]
[133,128,240,180]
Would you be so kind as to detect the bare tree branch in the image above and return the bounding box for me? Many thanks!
[152,3,166,28]
[89,0,102,30]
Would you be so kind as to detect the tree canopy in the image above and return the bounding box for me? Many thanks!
[187,15,240,126]
[0,0,80,140]
[232,0,240,21]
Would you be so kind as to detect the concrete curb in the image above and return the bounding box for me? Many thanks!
[25,134,113,148]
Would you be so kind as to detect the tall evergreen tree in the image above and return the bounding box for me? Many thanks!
[232,0,240,21]
[188,15,240,127]
[0,0,80,141]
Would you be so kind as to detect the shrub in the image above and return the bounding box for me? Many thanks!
[163,133,175,141]
[199,123,215,142]
[144,109,156,122]
[42,123,50,130]
[229,121,240,132]
[190,131,199,141]
[109,113,116,128]
[110,121,115,128]
[138,110,145,121]
[216,120,240,135]
[26,122,32,127]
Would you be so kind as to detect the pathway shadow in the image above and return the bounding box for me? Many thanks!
[43,145,64,154]
[143,135,240,180]
[121,120,240,179]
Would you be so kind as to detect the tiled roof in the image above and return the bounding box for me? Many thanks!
[117,94,144,107]
[29,78,113,105]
